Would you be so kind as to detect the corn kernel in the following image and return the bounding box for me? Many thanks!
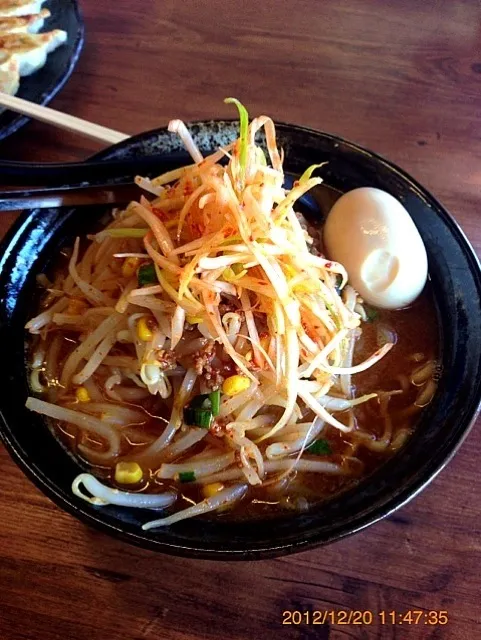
[222,267,235,282]
[122,256,140,278]
[245,350,253,361]
[222,264,247,282]
[67,298,89,315]
[115,461,143,485]
[202,482,224,499]
[186,315,204,324]
[231,263,244,275]
[137,316,154,341]
[75,387,90,403]
[222,375,251,396]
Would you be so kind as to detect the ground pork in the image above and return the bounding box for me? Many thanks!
[155,349,177,371]
[192,340,215,375]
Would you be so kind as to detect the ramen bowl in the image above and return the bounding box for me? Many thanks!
[0,121,480,559]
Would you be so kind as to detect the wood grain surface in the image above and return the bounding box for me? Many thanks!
[1,1,481,638]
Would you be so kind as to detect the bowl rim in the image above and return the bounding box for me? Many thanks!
[1,119,481,560]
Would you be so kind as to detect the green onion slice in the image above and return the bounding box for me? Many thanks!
[306,439,332,455]
[183,407,213,429]
[188,393,211,409]
[138,262,157,286]
[178,471,196,483]
[183,390,221,427]
[209,390,220,416]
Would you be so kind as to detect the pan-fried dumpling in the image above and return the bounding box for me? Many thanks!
[0,50,19,95]
[0,29,67,76]
[0,65,19,94]
[0,9,50,35]
[0,0,46,18]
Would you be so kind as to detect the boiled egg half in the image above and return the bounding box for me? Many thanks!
[323,187,428,309]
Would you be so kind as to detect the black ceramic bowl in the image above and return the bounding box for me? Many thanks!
[1,121,480,560]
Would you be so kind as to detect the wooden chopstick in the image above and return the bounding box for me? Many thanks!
[0,92,129,145]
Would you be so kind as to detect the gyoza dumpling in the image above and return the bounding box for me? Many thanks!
[0,9,50,35]
[0,29,67,76]
[0,0,46,18]
[0,50,19,95]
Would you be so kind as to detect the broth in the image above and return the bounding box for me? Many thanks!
[29,261,439,520]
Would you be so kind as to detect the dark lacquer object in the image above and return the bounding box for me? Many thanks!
[0,0,84,141]
[0,121,480,559]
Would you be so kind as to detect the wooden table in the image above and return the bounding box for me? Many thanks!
[1,1,480,638]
